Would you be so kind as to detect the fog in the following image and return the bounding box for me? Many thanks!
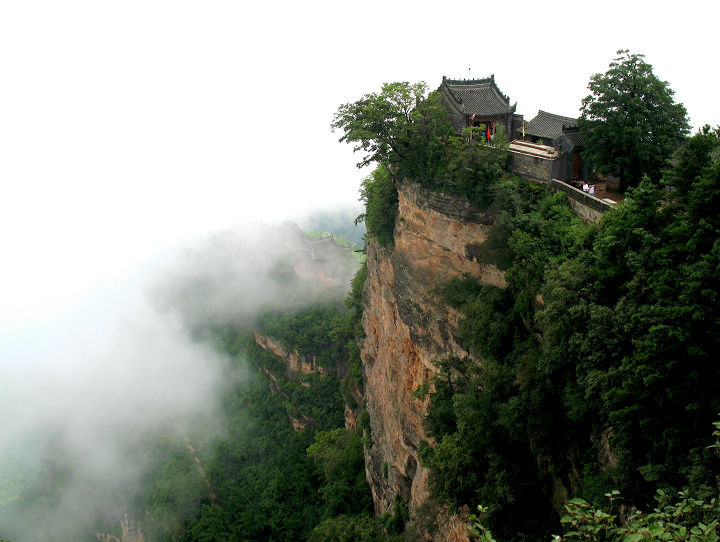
[0,217,361,540]
[1,264,230,539]
[151,219,361,331]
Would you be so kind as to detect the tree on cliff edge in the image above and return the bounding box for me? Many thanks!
[331,81,428,169]
[579,50,689,190]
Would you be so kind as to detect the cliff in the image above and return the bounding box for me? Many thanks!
[360,180,505,535]
[253,332,363,431]
[255,333,333,375]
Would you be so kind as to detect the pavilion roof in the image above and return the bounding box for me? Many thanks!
[522,110,578,140]
[560,126,585,147]
[439,75,512,117]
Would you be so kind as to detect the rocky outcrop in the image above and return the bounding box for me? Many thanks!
[360,180,505,537]
[259,366,319,432]
[254,333,328,375]
[393,181,507,290]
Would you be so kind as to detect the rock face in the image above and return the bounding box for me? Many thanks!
[254,333,356,428]
[360,180,505,534]
[254,333,330,375]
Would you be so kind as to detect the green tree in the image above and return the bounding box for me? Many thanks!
[557,489,720,542]
[333,82,510,209]
[356,164,398,247]
[331,81,428,168]
[579,50,689,189]
[309,514,381,542]
[469,487,720,542]
[395,90,458,184]
[307,428,373,517]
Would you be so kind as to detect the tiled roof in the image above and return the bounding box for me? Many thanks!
[440,76,511,117]
[522,110,578,140]
[561,128,585,147]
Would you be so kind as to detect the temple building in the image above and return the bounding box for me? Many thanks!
[518,110,577,144]
[437,75,523,140]
[437,77,592,185]
[552,125,588,182]
[519,110,589,182]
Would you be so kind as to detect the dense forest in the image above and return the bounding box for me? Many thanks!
[419,133,720,539]
[130,242,400,540]
[0,228,383,541]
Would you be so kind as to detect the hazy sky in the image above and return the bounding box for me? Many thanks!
[2,0,719,326]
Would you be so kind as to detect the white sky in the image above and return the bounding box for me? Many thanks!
[1,0,719,329]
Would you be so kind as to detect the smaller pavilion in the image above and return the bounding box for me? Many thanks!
[519,110,589,182]
[518,110,578,144]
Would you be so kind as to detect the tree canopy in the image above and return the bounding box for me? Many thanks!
[331,81,428,168]
[420,125,720,540]
[579,50,689,189]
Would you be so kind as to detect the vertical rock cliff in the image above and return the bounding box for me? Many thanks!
[360,180,505,533]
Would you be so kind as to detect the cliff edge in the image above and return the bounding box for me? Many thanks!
[360,180,505,535]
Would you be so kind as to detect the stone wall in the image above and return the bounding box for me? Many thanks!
[510,150,554,183]
[550,179,614,222]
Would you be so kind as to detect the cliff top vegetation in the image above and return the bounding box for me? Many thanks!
[334,59,719,541]
[579,49,690,189]
[419,124,720,540]
[333,80,511,246]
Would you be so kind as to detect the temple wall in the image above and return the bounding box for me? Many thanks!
[510,151,554,183]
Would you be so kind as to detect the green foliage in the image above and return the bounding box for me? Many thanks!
[309,514,382,542]
[395,89,511,207]
[141,350,333,541]
[379,494,410,535]
[357,164,398,247]
[470,486,720,541]
[442,139,510,208]
[139,276,374,540]
[331,81,428,169]
[557,489,720,542]
[421,357,469,440]
[711,421,720,453]
[307,428,373,517]
[0,457,33,506]
[420,191,586,540]
[395,90,460,185]
[422,433,478,505]
[579,50,690,188]
[341,262,368,404]
[346,261,367,324]
[256,302,351,367]
[145,445,207,537]
[358,404,372,448]
[469,505,498,542]
[335,81,513,237]
[420,126,720,540]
